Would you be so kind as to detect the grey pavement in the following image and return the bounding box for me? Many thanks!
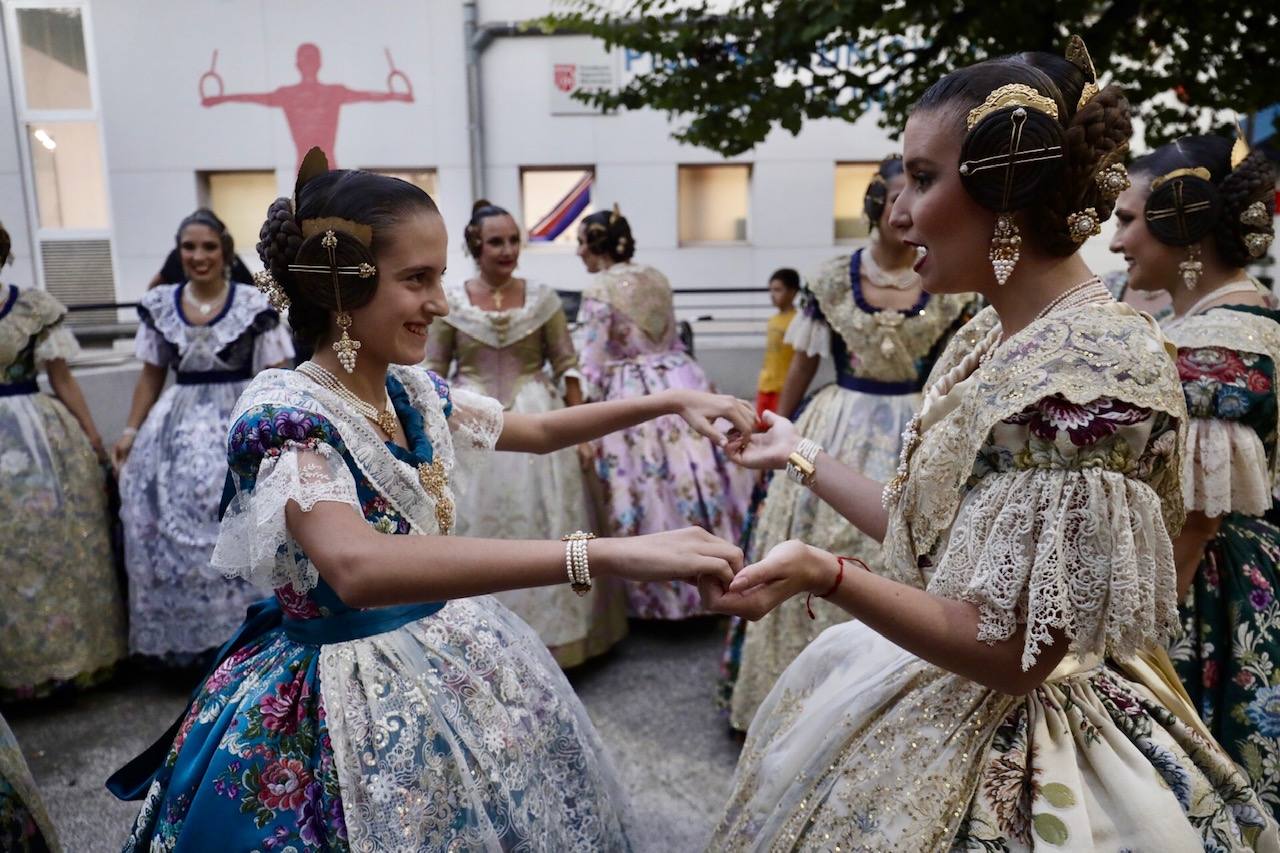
[6,617,742,852]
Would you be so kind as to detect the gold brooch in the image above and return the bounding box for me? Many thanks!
[417,460,454,534]
[1241,201,1271,230]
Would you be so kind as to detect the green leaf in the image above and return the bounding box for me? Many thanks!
[1033,813,1070,845]
[1041,783,1077,809]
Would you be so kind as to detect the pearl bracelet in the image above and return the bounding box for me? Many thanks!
[561,531,596,596]
[785,438,822,487]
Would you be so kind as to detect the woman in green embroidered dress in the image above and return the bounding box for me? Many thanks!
[703,44,1279,851]
[1112,134,1280,817]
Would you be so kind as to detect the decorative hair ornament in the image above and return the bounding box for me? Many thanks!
[1094,162,1131,199]
[1244,232,1274,258]
[1065,35,1100,112]
[1241,201,1271,230]
[609,203,622,225]
[1067,208,1103,243]
[287,229,366,372]
[252,269,290,312]
[965,84,1059,130]
[1231,119,1251,170]
[1150,167,1211,192]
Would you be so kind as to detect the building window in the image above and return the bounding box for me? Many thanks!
[198,171,279,267]
[521,168,593,246]
[368,169,439,202]
[678,164,749,244]
[5,2,115,315]
[834,162,879,241]
[28,121,108,229]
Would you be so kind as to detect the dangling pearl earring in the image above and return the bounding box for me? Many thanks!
[989,213,1022,286]
[1179,244,1203,291]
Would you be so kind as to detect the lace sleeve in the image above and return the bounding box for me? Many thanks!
[1181,417,1272,517]
[449,387,504,452]
[929,467,1178,670]
[782,310,831,359]
[133,323,175,368]
[252,322,296,373]
[211,441,360,593]
[33,321,80,366]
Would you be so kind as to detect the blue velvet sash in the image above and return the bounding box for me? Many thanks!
[107,597,442,801]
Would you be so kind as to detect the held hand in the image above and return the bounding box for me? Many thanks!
[111,432,135,471]
[89,433,108,464]
[704,540,836,620]
[595,526,743,589]
[723,410,799,471]
[669,390,756,447]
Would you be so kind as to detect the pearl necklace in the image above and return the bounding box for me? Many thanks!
[1165,279,1261,329]
[296,361,400,436]
[861,248,920,291]
[980,277,1109,365]
[884,277,1111,508]
[184,281,229,317]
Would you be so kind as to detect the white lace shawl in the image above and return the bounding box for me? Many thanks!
[135,282,292,371]
[211,365,504,592]
[437,280,563,349]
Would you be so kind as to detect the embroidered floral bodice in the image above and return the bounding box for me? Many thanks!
[1163,304,1280,519]
[0,285,79,382]
[883,302,1189,670]
[785,251,976,386]
[211,366,504,617]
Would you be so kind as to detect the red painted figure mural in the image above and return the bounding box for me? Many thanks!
[200,43,414,168]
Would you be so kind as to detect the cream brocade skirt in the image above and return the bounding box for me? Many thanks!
[730,384,919,730]
[711,620,1280,852]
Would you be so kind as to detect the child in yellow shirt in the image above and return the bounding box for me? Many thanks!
[755,268,799,419]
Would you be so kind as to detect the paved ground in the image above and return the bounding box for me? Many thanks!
[6,617,743,852]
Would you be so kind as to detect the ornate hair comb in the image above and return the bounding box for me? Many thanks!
[966,84,1059,130]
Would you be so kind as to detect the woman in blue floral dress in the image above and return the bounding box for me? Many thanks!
[1113,134,1280,815]
[110,152,752,850]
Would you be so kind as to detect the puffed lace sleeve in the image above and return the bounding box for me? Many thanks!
[250,313,295,373]
[449,387,504,453]
[211,405,361,593]
[927,395,1182,670]
[782,286,831,359]
[1177,345,1277,517]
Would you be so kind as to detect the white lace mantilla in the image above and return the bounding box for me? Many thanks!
[139,282,278,355]
[929,467,1178,670]
[438,280,564,349]
[212,365,504,592]
[1164,307,1280,491]
[885,303,1189,571]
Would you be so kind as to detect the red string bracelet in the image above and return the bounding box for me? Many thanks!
[806,556,867,619]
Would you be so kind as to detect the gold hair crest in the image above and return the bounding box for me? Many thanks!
[1065,35,1100,112]
[1150,167,1211,192]
[966,84,1059,130]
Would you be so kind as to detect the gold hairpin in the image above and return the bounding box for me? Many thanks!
[609,203,621,225]
[1150,167,1211,192]
[966,84,1059,130]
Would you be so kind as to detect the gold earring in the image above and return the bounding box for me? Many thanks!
[1180,244,1203,291]
[989,214,1021,286]
[333,311,361,373]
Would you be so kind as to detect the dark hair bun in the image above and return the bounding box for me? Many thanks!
[1143,172,1221,247]
[580,208,636,263]
[863,155,905,226]
[464,199,512,258]
[959,105,1066,212]
[1218,149,1276,267]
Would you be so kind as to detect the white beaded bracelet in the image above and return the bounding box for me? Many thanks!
[785,438,822,487]
[561,531,596,596]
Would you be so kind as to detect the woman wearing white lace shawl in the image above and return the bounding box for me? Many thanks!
[1112,134,1280,817]
[109,150,753,852]
[706,44,1280,851]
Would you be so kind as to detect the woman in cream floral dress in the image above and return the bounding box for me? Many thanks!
[0,220,125,701]
[724,153,976,731]
[426,200,626,667]
[1113,134,1280,817]
[707,45,1279,851]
